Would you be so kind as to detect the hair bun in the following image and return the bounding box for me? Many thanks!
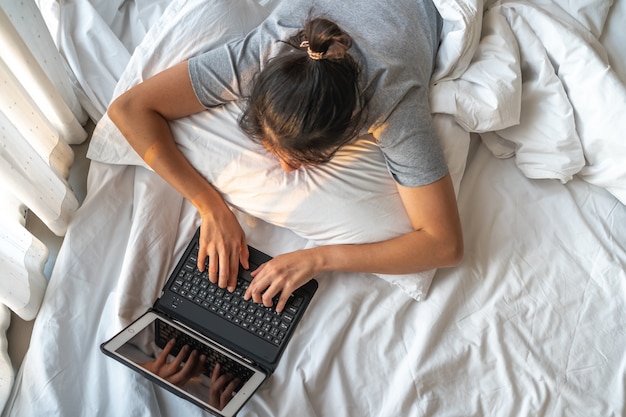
[300,18,352,61]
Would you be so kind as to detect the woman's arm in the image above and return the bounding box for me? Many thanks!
[246,172,463,312]
[108,61,249,291]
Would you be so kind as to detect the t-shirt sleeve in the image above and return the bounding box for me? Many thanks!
[187,8,301,108]
[188,36,261,108]
[375,85,449,187]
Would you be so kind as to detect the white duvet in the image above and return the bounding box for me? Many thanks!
[431,0,626,204]
[4,0,626,416]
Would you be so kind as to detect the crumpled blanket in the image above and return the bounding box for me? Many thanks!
[431,0,626,205]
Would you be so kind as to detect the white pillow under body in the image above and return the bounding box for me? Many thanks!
[92,107,436,300]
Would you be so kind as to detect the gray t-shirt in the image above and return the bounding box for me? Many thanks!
[188,0,447,186]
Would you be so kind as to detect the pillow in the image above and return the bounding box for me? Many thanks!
[88,0,470,300]
[91,108,436,301]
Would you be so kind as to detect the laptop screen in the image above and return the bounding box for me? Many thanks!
[102,311,266,416]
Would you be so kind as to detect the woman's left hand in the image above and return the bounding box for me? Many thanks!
[244,249,320,313]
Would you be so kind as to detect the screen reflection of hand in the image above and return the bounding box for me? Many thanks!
[140,338,206,386]
[209,363,241,409]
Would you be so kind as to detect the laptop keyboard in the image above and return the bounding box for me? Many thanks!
[169,247,305,347]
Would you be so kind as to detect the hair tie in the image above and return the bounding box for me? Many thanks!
[300,41,324,60]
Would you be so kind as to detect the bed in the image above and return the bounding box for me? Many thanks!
[4,0,626,416]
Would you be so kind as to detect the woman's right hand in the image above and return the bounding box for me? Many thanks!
[197,198,249,292]
[108,61,250,291]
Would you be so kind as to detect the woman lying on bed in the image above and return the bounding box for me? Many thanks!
[108,0,463,313]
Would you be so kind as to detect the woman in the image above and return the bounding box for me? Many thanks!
[108,0,463,313]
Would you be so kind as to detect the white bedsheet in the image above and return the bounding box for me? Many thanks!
[6,140,626,417]
[4,0,626,416]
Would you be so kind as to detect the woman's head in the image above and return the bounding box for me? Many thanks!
[239,17,365,171]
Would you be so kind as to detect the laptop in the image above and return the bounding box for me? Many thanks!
[101,227,318,416]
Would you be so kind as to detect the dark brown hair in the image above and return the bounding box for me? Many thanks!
[239,17,365,165]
